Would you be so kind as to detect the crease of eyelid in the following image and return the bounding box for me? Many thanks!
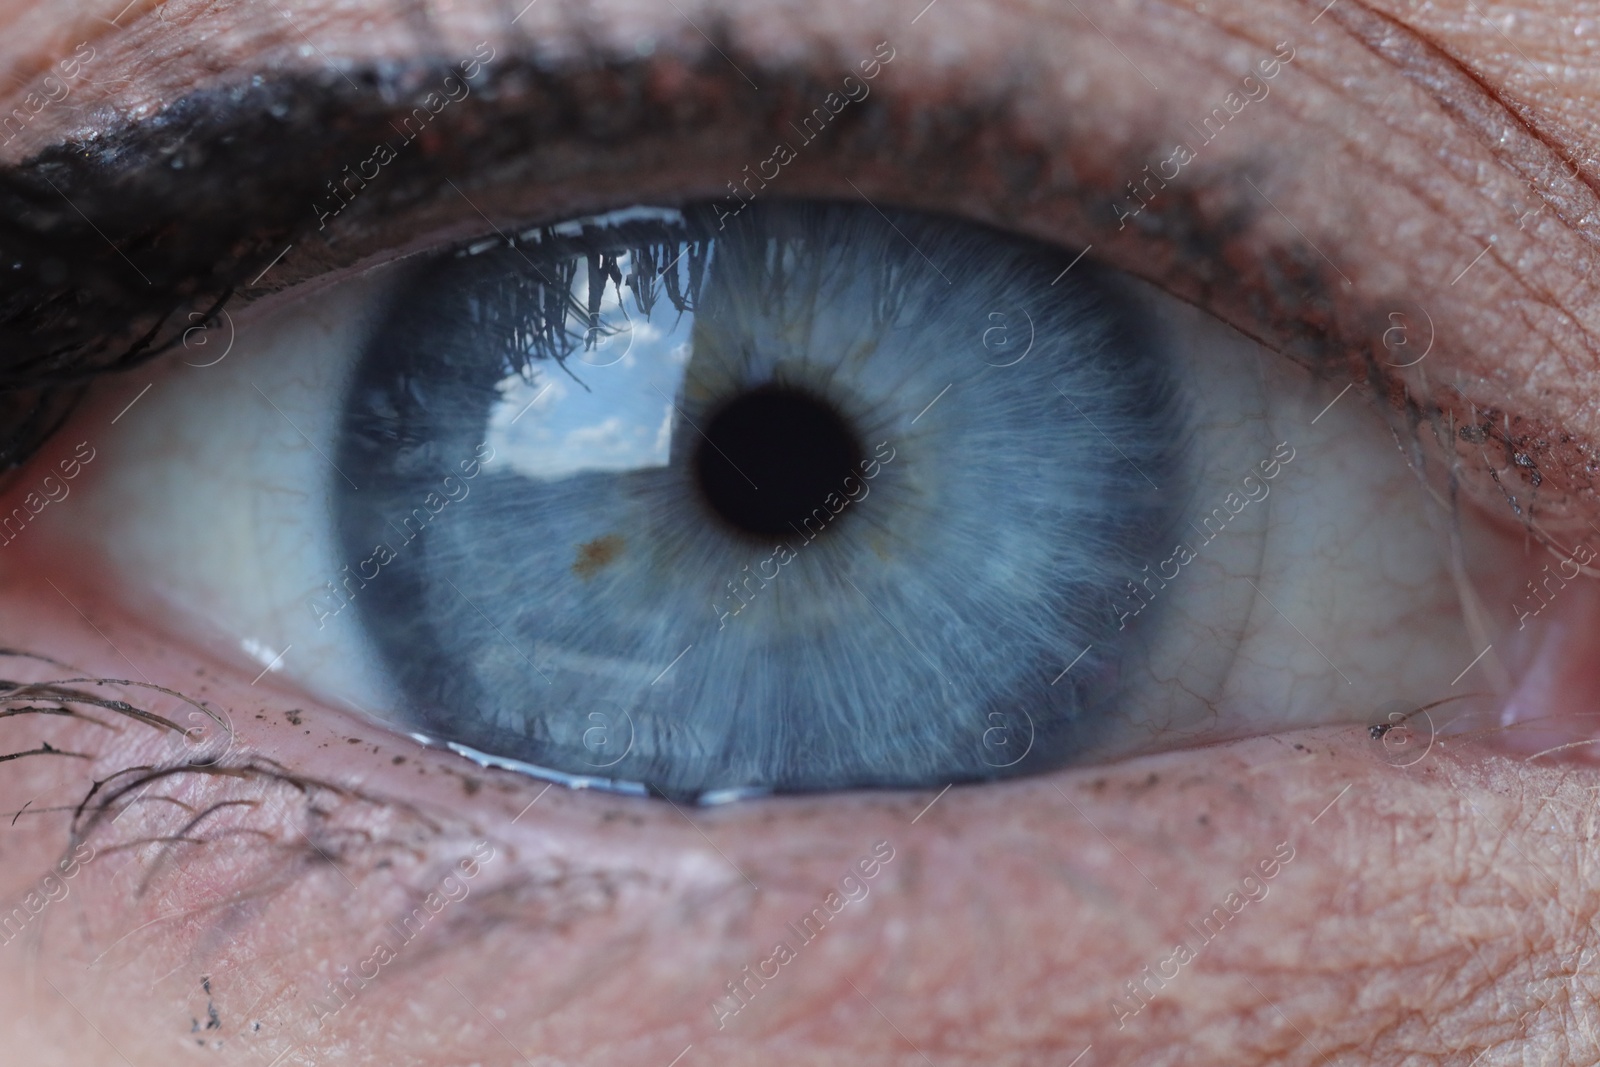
[1354,0,1600,197]
[1141,4,1600,403]
[1311,7,1587,245]
[1350,0,1600,427]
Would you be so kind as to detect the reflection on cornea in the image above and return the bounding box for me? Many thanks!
[696,786,773,807]
[440,738,651,797]
[428,736,771,804]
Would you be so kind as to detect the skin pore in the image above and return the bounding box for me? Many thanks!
[3,0,1600,1064]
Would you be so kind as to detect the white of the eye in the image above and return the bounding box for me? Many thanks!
[1109,280,1481,753]
[50,265,403,713]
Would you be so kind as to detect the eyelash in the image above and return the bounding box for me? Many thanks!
[0,40,1322,469]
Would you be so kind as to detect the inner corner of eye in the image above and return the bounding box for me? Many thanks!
[111,197,1495,802]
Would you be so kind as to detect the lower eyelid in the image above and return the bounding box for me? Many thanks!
[0,537,1586,1062]
[18,657,1551,1067]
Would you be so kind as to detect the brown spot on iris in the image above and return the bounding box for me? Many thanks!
[574,534,625,579]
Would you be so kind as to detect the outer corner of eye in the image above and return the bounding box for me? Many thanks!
[53,196,1546,802]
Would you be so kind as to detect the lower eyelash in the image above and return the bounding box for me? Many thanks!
[0,652,451,906]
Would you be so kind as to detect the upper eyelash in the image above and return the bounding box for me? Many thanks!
[0,44,1022,475]
[0,32,1426,507]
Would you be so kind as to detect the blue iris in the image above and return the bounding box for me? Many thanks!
[335,201,1182,799]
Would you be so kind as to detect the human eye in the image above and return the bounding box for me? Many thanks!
[5,1,1600,1065]
[37,188,1496,800]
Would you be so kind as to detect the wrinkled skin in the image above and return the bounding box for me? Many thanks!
[4,1,1600,1065]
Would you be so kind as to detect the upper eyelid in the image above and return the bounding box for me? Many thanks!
[0,48,936,367]
[0,48,1120,416]
[2,10,1595,530]
[0,40,1315,404]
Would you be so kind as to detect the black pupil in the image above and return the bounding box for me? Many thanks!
[694,386,864,539]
